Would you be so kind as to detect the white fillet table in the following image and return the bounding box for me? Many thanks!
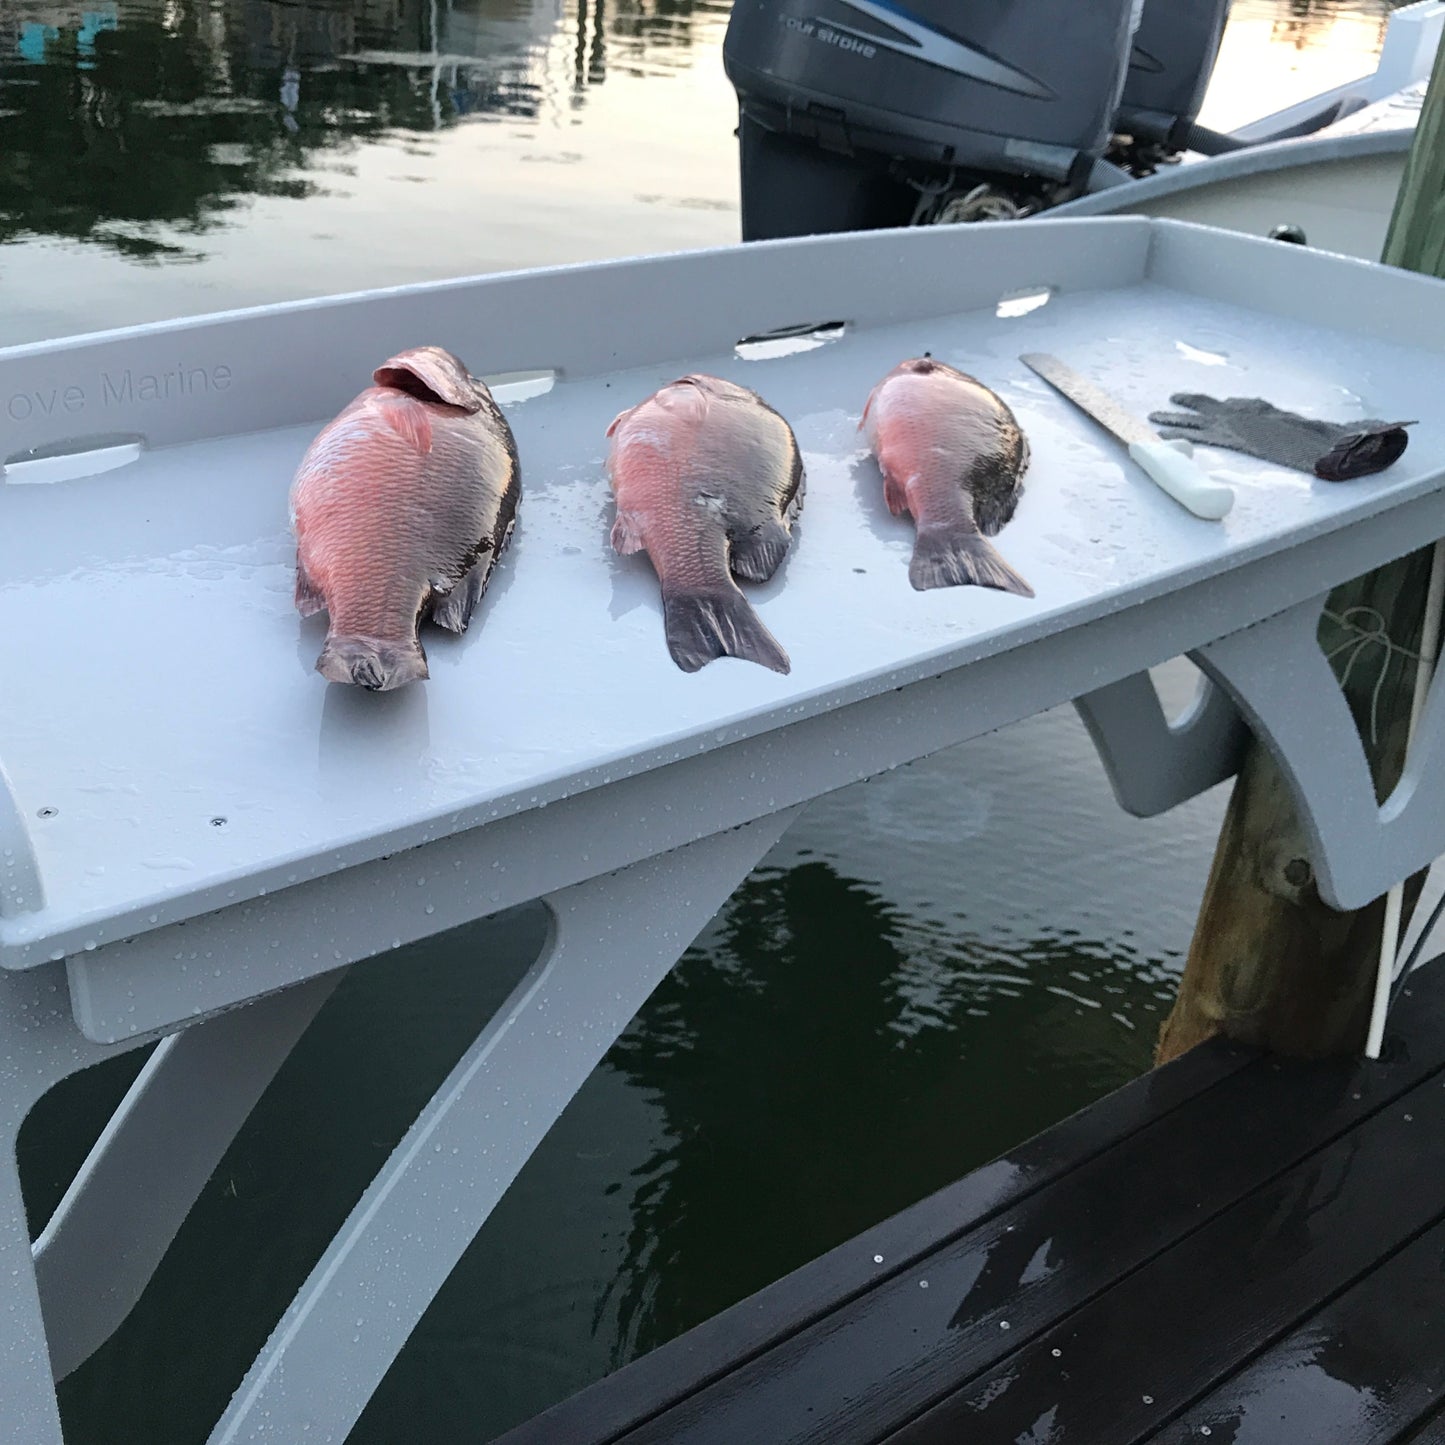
[2,217,1445,1442]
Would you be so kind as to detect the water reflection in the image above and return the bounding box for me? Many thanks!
[1198,0,1409,129]
[2,0,1414,263]
[0,0,730,258]
[589,855,1174,1367]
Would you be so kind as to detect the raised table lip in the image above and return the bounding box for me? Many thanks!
[0,214,1150,362]
[3,217,1445,967]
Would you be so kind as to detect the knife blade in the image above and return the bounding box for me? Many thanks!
[1019,352,1235,521]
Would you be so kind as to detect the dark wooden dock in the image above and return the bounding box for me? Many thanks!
[499,955,1445,1445]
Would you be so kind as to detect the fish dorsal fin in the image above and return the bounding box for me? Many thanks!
[678,373,744,399]
[375,392,433,453]
[656,379,709,425]
[373,346,483,413]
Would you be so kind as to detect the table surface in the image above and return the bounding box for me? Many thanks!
[2,218,1443,966]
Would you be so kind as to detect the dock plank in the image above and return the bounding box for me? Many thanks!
[1403,1401,1445,1443]
[1141,1215,1445,1444]
[887,1067,1445,1444]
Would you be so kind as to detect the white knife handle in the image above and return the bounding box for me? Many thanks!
[1127,439,1234,520]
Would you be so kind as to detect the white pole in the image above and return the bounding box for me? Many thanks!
[1366,536,1445,1059]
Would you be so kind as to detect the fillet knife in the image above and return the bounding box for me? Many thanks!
[1019,352,1235,521]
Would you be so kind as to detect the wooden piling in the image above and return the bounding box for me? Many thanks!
[1381,32,1445,273]
[1157,38,1445,1064]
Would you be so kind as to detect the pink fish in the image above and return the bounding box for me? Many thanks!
[861,357,1034,596]
[607,373,804,675]
[290,346,520,691]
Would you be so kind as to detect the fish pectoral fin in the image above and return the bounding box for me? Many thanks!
[781,453,807,525]
[430,556,493,634]
[971,477,1025,537]
[883,471,911,518]
[730,517,794,583]
[294,556,326,617]
[610,511,647,556]
[376,394,434,454]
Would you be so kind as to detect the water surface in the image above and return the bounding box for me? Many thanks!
[1,0,739,342]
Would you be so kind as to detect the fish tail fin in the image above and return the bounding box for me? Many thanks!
[317,634,429,691]
[662,585,791,675]
[909,526,1034,597]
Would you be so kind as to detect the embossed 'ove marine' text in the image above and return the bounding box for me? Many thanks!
[5,363,233,423]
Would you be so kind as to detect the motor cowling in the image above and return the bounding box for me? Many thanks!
[723,0,1234,240]
[723,0,1138,184]
[1118,0,1232,149]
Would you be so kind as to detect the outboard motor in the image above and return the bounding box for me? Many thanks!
[723,0,1235,241]
[1115,0,1233,166]
[724,0,1140,239]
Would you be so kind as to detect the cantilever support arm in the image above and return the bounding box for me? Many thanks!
[0,960,343,1439]
[33,970,344,1380]
[1192,594,1445,912]
[1074,670,1249,818]
[208,810,802,1445]
[0,963,151,1445]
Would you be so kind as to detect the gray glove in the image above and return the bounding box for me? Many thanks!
[1147,393,1415,481]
